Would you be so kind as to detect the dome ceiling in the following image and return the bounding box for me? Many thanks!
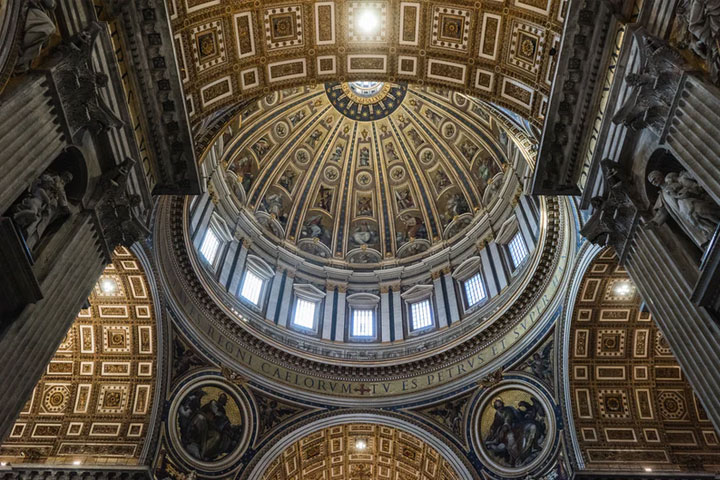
[218,82,514,266]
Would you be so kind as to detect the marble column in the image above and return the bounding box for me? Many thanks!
[432,271,448,329]
[380,287,391,342]
[392,286,404,341]
[321,286,336,340]
[265,270,285,324]
[0,74,67,214]
[333,287,347,341]
[224,241,249,295]
[663,74,720,206]
[0,212,106,442]
[442,271,461,325]
[276,273,295,328]
[626,225,720,432]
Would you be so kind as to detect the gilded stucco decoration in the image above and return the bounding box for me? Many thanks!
[568,248,720,472]
[217,83,512,266]
[167,0,568,132]
[259,423,462,480]
[0,247,158,465]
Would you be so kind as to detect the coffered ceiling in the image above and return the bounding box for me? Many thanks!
[569,248,720,473]
[259,423,461,480]
[0,247,158,466]
[167,0,568,131]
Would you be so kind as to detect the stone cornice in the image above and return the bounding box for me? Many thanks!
[107,0,201,195]
[532,0,618,195]
[0,466,151,480]
[155,194,567,380]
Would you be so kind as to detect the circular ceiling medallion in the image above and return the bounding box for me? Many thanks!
[168,377,252,473]
[471,381,557,478]
[325,81,407,121]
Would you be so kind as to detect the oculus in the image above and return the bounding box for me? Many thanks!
[326,81,407,120]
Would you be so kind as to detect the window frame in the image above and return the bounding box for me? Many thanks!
[508,231,529,271]
[401,285,436,336]
[237,255,275,310]
[199,227,221,268]
[463,271,488,309]
[346,293,381,342]
[289,284,326,335]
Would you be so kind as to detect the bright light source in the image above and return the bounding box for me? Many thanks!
[72,460,81,466]
[614,281,632,296]
[356,9,379,35]
[644,467,652,472]
[355,438,367,450]
[100,278,116,294]
[0,462,7,466]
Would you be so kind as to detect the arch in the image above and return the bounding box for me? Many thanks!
[242,412,477,480]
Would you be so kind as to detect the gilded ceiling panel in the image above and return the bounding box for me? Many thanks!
[569,248,720,473]
[0,247,158,466]
[166,0,568,131]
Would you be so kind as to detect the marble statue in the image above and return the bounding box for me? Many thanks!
[677,0,720,83]
[12,170,73,248]
[15,0,57,74]
[648,169,720,249]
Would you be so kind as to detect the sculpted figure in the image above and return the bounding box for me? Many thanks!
[677,0,720,83]
[12,170,72,246]
[15,0,57,73]
[648,169,720,248]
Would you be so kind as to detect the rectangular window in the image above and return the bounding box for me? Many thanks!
[464,272,487,307]
[240,270,263,305]
[410,299,433,331]
[509,232,529,269]
[293,298,316,330]
[199,229,220,265]
[352,309,374,337]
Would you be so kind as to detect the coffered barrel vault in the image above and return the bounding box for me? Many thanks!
[167,0,568,132]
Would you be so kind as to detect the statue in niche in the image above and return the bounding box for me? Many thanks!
[675,0,720,84]
[484,397,547,468]
[177,387,243,462]
[15,0,57,74]
[648,169,720,249]
[12,170,73,248]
